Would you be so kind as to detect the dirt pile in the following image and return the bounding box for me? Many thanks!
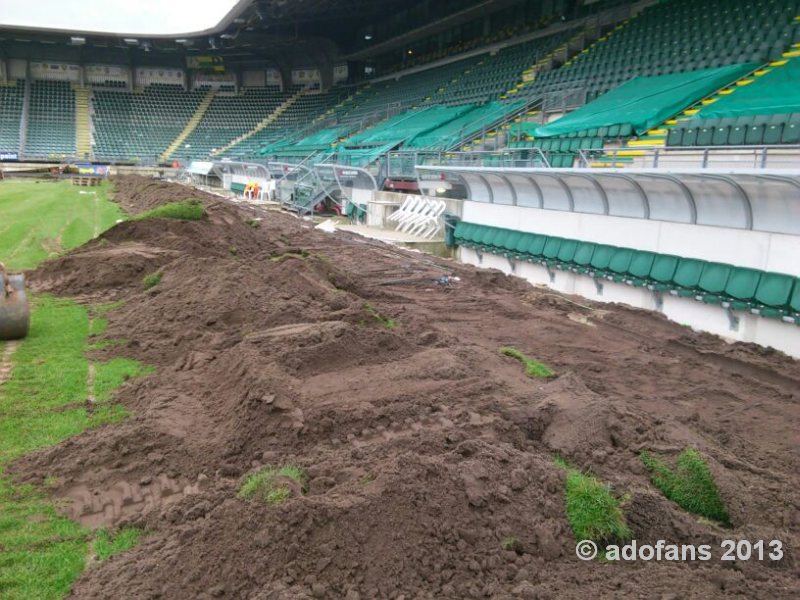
[14,176,800,599]
[109,175,223,215]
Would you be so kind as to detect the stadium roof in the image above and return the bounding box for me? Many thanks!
[0,0,249,37]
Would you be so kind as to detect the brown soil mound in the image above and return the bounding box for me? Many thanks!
[14,176,800,599]
[110,174,223,215]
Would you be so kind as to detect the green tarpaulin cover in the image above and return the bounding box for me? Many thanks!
[346,105,474,146]
[407,101,524,149]
[696,58,800,119]
[533,63,757,137]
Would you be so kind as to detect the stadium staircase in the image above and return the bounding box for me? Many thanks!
[212,89,303,158]
[161,87,216,162]
[74,86,92,160]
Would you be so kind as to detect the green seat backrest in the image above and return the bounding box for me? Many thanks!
[491,229,510,248]
[790,278,800,312]
[557,239,579,262]
[477,226,496,246]
[673,258,705,288]
[724,267,761,301]
[465,223,482,243]
[608,247,634,274]
[519,233,547,257]
[573,242,596,266]
[513,232,534,253]
[781,122,799,144]
[454,221,469,241]
[649,254,680,283]
[753,272,795,307]
[542,237,563,259]
[504,230,523,251]
[697,262,732,294]
[590,245,616,270]
[628,251,656,278]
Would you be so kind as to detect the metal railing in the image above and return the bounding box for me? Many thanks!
[577,145,800,170]
[387,149,551,179]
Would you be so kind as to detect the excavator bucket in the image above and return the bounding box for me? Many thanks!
[0,272,30,341]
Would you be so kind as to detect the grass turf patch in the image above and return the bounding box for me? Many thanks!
[0,296,152,599]
[93,528,143,561]
[133,200,206,221]
[0,180,124,270]
[364,304,397,330]
[641,448,730,524]
[555,457,631,546]
[500,347,554,379]
[239,466,306,505]
[142,272,162,290]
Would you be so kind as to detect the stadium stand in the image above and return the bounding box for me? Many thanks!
[25,80,76,159]
[220,89,345,159]
[179,86,291,159]
[435,30,574,107]
[92,84,206,163]
[522,0,800,103]
[503,0,800,162]
[0,81,24,154]
[3,0,800,164]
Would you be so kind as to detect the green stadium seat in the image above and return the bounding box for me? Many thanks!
[625,251,657,286]
[522,233,548,261]
[682,126,699,146]
[669,258,706,296]
[667,127,684,146]
[648,255,680,291]
[501,230,524,257]
[540,237,563,264]
[704,267,762,308]
[588,244,617,277]
[786,278,800,323]
[781,116,800,144]
[571,242,596,274]
[606,247,635,282]
[744,115,772,145]
[695,262,733,299]
[552,238,579,269]
[764,122,784,145]
[751,272,795,317]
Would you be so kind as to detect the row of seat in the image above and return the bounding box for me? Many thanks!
[668,114,800,146]
[453,222,800,323]
[512,137,604,151]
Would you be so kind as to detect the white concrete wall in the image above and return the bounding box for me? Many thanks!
[462,201,800,276]
[458,202,800,358]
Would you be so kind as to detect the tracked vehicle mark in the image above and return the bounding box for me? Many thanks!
[63,474,201,528]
